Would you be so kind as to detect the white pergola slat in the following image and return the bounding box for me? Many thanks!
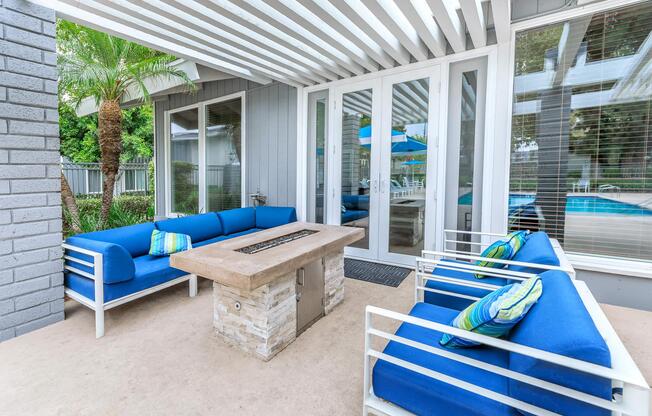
[460,0,487,48]
[30,0,502,87]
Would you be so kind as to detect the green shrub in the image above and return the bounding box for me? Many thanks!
[64,194,154,237]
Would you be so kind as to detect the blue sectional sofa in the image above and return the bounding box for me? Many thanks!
[341,194,369,224]
[423,231,564,310]
[367,271,624,415]
[63,206,297,337]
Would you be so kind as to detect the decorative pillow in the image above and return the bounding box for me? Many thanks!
[440,276,543,348]
[149,229,192,256]
[474,230,530,277]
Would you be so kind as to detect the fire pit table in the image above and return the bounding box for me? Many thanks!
[170,222,363,361]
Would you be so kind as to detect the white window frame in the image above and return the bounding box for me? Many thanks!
[164,91,246,217]
[505,0,652,278]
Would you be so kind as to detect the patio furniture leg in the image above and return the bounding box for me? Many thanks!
[95,307,104,338]
[189,274,198,297]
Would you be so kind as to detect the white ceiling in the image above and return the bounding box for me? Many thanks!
[28,0,510,87]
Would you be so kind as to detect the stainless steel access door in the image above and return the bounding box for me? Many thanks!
[296,258,325,335]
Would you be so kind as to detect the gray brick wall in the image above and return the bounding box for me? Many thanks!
[0,0,63,342]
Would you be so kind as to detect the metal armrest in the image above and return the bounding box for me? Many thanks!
[364,305,649,416]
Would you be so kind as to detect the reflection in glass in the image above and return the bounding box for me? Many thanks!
[388,78,429,256]
[206,98,242,212]
[341,89,372,249]
[170,109,199,214]
[457,71,478,251]
[509,2,652,261]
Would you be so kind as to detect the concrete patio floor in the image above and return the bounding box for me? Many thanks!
[0,275,650,415]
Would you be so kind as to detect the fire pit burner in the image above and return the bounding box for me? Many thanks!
[236,229,318,254]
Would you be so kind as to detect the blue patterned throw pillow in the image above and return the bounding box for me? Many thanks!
[474,230,530,277]
[440,276,543,348]
[149,229,192,256]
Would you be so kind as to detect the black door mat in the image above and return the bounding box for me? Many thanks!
[344,258,412,287]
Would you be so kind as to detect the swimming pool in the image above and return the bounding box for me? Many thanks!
[458,193,652,216]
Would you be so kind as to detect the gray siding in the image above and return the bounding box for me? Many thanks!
[0,0,63,342]
[154,79,297,215]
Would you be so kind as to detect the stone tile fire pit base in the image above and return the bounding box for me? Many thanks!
[212,250,345,361]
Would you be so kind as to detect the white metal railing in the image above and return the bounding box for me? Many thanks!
[363,288,650,416]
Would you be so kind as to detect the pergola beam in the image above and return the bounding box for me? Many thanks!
[490,0,510,44]
[362,0,430,61]
[426,0,467,53]
[460,0,487,48]
[398,0,447,58]
[28,0,272,85]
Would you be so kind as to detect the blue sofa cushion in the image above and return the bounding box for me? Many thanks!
[341,210,368,224]
[255,206,297,229]
[76,222,155,258]
[373,302,512,416]
[507,231,560,274]
[342,194,369,210]
[192,228,264,248]
[218,207,256,235]
[424,259,508,310]
[508,270,612,415]
[65,255,187,302]
[155,212,222,244]
[65,236,135,284]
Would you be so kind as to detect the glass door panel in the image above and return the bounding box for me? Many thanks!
[386,78,429,257]
[169,108,199,214]
[205,98,242,211]
[340,88,374,250]
[307,90,328,223]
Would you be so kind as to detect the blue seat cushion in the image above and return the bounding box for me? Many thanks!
[341,210,368,224]
[424,260,508,311]
[508,270,612,415]
[155,213,223,243]
[65,236,135,284]
[507,231,559,274]
[373,302,513,416]
[76,222,155,257]
[218,207,256,235]
[227,228,263,238]
[65,255,188,302]
[193,234,231,248]
[255,206,297,229]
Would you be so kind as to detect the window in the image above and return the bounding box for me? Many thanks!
[509,3,652,261]
[124,169,146,192]
[87,170,102,194]
[205,98,242,212]
[167,94,244,215]
[169,108,199,214]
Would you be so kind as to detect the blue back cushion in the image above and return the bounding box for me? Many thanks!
[508,270,612,415]
[342,195,369,211]
[507,231,559,273]
[155,213,222,243]
[66,236,136,284]
[78,222,155,258]
[255,206,297,229]
[218,207,256,235]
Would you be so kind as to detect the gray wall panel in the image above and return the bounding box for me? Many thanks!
[154,79,297,216]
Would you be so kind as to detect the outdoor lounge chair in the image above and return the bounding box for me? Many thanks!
[63,206,297,338]
[363,267,650,415]
[418,229,574,310]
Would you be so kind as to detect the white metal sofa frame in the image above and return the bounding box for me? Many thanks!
[63,243,198,338]
[363,259,650,416]
[416,229,576,303]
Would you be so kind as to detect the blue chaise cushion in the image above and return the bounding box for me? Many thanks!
[508,270,612,415]
[75,222,155,258]
[65,254,187,302]
[255,206,297,229]
[373,302,512,416]
[65,236,136,284]
[218,207,256,235]
[155,212,222,244]
[507,231,560,274]
[424,259,508,310]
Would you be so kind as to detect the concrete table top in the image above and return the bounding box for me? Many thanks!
[170,222,363,291]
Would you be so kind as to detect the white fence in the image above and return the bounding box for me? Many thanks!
[62,157,151,197]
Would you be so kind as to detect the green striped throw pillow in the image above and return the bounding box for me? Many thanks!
[440,276,543,348]
[149,229,192,256]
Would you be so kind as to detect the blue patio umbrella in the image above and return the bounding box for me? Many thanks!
[402,160,424,165]
[358,125,426,154]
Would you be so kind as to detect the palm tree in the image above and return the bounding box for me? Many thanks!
[58,23,195,227]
